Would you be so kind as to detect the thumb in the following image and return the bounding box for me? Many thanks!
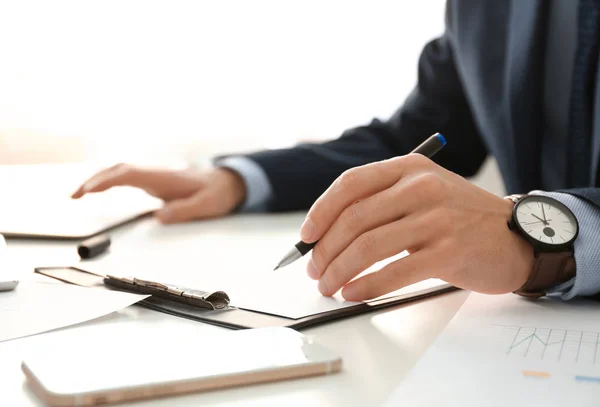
[155,191,219,224]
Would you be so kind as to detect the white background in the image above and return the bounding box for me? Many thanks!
[0,0,446,164]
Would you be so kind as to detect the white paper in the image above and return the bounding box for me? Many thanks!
[383,293,600,406]
[81,227,449,320]
[225,256,448,319]
[0,279,148,342]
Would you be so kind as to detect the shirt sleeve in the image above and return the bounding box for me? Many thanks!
[529,190,600,300]
[214,156,274,212]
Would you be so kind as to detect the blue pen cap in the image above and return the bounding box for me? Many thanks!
[412,132,447,157]
[435,132,446,147]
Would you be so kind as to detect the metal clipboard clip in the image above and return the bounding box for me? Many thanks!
[105,275,231,310]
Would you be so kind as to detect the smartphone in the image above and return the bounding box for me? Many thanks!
[22,325,342,406]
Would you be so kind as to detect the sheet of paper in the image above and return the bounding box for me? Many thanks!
[80,224,449,320]
[0,278,148,342]
[224,256,448,319]
[383,293,600,406]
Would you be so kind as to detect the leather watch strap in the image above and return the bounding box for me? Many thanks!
[515,249,576,298]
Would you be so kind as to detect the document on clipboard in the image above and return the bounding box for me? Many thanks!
[35,263,455,331]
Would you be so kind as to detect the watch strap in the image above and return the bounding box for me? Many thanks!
[514,251,576,298]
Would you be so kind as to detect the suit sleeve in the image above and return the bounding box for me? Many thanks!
[231,30,487,211]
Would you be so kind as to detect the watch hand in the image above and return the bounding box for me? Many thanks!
[522,220,552,225]
[541,204,548,222]
[531,214,545,223]
[531,213,548,226]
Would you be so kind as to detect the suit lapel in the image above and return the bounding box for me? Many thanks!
[506,0,549,192]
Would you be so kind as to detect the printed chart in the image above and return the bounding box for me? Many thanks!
[384,294,600,406]
[496,324,600,382]
[497,325,600,364]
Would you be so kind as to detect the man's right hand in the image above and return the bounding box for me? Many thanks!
[71,164,247,224]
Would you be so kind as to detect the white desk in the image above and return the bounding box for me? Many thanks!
[0,213,468,407]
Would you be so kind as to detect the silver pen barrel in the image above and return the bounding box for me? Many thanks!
[273,247,303,270]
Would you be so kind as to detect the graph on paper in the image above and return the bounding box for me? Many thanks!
[496,325,600,364]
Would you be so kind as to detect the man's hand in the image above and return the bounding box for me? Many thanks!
[72,164,246,223]
[300,154,535,301]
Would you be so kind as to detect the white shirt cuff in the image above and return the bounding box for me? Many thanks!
[214,156,273,212]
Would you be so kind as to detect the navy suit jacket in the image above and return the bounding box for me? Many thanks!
[244,0,600,212]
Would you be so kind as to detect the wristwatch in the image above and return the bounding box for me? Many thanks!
[505,194,578,298]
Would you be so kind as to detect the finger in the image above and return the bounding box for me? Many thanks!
[300,154,432,243]
[309,175,441,280]
[317,213,433,296]
[155,190,217,224]
[71,164,138,198]
[71,165,122,198]
[340,249,433,301]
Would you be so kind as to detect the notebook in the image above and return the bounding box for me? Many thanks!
[0,163,161,239]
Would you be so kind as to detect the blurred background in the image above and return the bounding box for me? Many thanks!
[0,0,504,194]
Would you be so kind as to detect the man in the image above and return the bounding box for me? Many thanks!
[73,0,600,302]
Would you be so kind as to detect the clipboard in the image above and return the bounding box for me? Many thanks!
[34,266,458,330]
[139,283,458,330]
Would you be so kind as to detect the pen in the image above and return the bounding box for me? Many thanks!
[78,234,111,259]
[273,132,447,270]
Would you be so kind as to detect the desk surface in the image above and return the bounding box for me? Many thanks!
[0,213,468,407]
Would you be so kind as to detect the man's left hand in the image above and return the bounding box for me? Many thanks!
[300,154,535,301]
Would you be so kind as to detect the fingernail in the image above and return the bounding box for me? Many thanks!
[318,276,330,296]
[341,285,357,301]
[82,179,99,192]
[300,217,315,242]
[307,259,319,279]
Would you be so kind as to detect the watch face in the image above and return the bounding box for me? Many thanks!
[514,196,578,247]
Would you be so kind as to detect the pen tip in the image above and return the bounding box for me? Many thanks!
[273,265,280,271]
